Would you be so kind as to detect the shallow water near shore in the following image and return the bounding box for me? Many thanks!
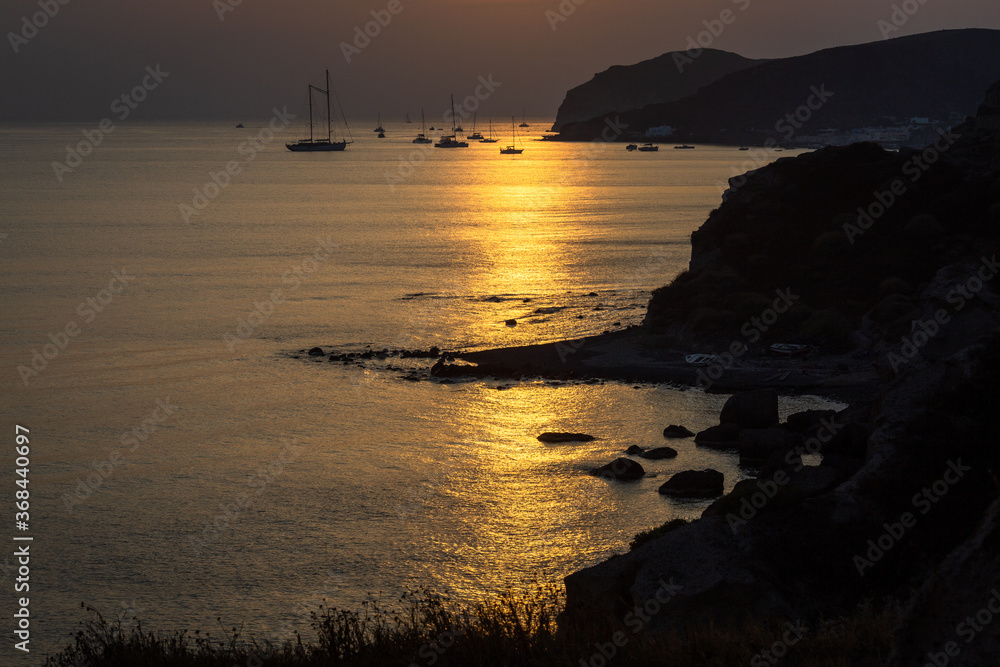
[0,121,837,658]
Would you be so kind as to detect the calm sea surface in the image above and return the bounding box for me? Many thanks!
[0,121,838,660]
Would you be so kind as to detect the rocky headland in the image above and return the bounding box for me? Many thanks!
[553,29,1000,146]
[460,81,1000,663]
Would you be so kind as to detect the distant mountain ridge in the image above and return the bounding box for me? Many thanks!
[552,49,763,131]
[555,29,1000,145]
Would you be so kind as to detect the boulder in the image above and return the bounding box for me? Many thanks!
[818,452,864,483]
[719,389,779,428]
[640,446,679,460]
[564,515,797,633]
[737,428,802,464]
[783,409,837,434]
[663,424,696,438]
[694,423,741,450]
[591,458,645,481]
[538,432,596,443]
[783,465,840,499]
[625,445,645,456]
[658,469,724,498]
[307,347,325,356]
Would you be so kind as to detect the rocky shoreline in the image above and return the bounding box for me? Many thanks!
[292,81,1000,664]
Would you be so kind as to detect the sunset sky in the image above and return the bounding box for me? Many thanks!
[2,0,999,122]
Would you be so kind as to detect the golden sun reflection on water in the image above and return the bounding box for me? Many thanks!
[418,383,685,599]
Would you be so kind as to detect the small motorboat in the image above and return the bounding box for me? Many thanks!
[673,145,695,150]
[236,123,244,128]
[638,143,659,152]
[685,354,718,366]
[739,146,750,151]
[626,144,638,151]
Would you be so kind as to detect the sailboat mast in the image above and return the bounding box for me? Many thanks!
[308,81,314,142]
[450,95,456,134]
[325,69,332,142]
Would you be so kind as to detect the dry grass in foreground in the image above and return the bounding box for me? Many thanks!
[46,586,900,667]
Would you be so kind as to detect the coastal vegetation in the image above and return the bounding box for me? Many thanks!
[47,591,900,667]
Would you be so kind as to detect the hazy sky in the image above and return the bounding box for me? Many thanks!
[2,0,999,123]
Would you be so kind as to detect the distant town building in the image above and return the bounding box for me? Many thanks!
[644,125,675,138]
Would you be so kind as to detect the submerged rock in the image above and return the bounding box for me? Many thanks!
[641,446,679,460]
[538,432,596,443]
[663,424,696,438]
[625,445,645,455]
[308,347,325,356]
[694,423,741,449]
[591,457,645,481]
[658,469,724,498]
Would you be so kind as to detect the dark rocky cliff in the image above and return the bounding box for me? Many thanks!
[552,49,761,132]
[564,82,1000,664]
[557,29,1000,144]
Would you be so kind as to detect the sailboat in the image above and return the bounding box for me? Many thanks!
[467,112,484,141]
[374,113,384,133]
[479,119,499,143]
[500,117,523,154]
[519,109,529,128]
[405,112,412,123]
[286,69,352,152]
[435,96,469,148]
[413,109,432,144]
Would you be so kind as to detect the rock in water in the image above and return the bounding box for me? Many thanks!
[658,469,724,498]
[720,389,779,429]
[591,458,645,481]
[625,445,645,455]
[308,347,325,356]
[641,446,679,460]
[505,319,517,327]
[537,432,596,443]
[663,424,696,438]
[694,423,741,449]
